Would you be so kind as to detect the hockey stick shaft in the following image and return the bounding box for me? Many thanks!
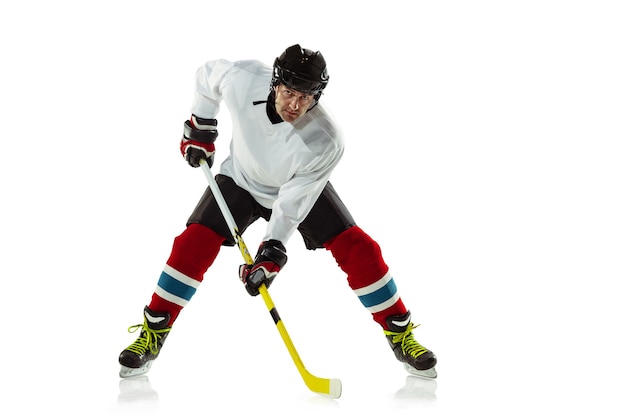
[199,160,341,399]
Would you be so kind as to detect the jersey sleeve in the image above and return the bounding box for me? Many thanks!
[191,59,235,119]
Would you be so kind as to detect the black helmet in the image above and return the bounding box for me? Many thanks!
[272,44,329,100]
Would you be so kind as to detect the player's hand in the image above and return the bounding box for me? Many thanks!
[180,116,218,168]
[239,240,288,296]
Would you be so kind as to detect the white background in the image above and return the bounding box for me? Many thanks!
[1,1,625,416]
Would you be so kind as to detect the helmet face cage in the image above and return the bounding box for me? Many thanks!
[271,45,329,101]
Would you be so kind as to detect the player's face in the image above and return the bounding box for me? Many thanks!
[274,84,315,123]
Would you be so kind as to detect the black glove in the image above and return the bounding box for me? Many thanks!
[239,240,288,296]
[179,116,218,167]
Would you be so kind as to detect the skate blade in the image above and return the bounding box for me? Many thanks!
[119,362,153,378]
[404,363,437,379]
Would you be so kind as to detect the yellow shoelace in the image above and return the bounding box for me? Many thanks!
[125,321,170,355]
[384,323,428,358]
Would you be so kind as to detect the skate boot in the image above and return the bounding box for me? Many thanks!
[384,311,437,379]
[119,306,171,378]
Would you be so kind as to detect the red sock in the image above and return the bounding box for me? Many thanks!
[149,223,225,325]
[325,226,407,329]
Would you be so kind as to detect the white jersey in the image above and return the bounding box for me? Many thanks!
[191,59,345,245]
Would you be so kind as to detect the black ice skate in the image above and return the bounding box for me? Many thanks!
[119,306,171,378]
[384,311,437,379]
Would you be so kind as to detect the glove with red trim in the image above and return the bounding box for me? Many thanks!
[239,240,288,296]
[180,115,218,167]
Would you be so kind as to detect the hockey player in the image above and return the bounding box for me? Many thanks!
[119,44,437,380]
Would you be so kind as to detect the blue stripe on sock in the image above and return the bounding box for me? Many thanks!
[157,271,197,302]
[357,278,398,308]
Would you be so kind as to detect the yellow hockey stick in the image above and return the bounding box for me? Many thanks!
[199,159,342,399]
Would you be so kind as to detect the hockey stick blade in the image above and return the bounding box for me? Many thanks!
[259,284,342,399]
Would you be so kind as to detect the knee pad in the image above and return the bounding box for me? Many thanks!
[325,226,388,287]
[167,223,225,280]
